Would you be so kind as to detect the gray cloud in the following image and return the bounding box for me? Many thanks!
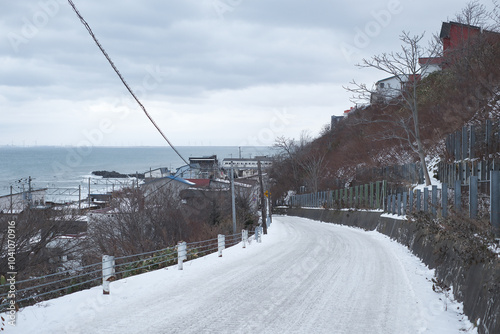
[1,0,494,146]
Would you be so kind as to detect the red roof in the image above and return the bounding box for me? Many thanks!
[186,179,211,187]
[419,57,442,65]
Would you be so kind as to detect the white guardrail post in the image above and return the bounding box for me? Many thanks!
[178,241,187,270]
[102,255,115,295]
[242,229,248,248]
[255,226,262,243]
[218,234,225,257]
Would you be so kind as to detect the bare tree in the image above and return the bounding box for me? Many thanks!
[274,136,327,193]
[0,207,86,279]
[86,187,187,258]
[454,0,490,28]
[345,32,440,186]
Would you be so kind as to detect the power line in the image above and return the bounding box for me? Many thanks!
[67,0,189,166]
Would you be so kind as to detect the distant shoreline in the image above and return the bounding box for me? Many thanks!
[0,145,274,149]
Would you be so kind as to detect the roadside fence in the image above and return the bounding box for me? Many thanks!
[445,119,500,161]
[289,172,500,237]
[290,181,387,211]
[0,227,264,312]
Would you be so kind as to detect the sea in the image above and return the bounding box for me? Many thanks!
[0,146,274,201]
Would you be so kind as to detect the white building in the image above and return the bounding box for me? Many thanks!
[222,156,273,177]
[371,75,404,104]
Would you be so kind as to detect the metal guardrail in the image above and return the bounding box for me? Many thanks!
[0,228,263,313]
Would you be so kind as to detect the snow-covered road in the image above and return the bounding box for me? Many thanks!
[9,216,474,333]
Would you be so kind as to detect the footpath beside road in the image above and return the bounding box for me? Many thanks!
[9,216,473,333]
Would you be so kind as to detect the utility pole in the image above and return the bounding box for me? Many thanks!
[88,177,91,208]
[230,161,237,234]
[258,160,267,235]
[10,185,13,214]
[28,176,32,208]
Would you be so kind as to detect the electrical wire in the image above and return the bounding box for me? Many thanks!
[67,0,189,166]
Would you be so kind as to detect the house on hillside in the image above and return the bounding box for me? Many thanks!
[418,57,442,77]
[440,21,481,55]
[371,76,404,104]
[370,21,498,104]
[331,115,344,130]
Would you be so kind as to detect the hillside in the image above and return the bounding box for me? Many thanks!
[270,18,500,199]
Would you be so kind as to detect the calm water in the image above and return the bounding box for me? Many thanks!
[0,146,274,197]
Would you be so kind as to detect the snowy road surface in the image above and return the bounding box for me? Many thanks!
[9,216,474,333]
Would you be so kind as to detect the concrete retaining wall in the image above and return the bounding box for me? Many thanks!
[281,208,500,334]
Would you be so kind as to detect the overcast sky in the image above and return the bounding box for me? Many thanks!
[0,0,494,147]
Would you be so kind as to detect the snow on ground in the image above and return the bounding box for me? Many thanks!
[380,212,408,220]
[4,216,476,334]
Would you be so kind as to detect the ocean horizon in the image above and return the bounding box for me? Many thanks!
[0,145,274,198]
